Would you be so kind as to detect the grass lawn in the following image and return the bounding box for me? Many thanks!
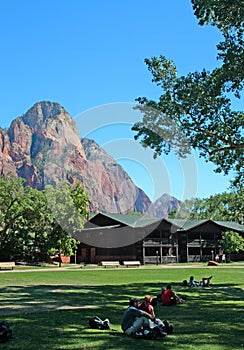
[0,265,243,349]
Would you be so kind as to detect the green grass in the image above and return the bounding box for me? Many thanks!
[0,265,244,349]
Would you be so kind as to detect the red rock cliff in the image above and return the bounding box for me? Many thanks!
[0,101,157,216]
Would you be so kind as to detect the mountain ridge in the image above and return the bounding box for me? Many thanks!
[0,101,181,217]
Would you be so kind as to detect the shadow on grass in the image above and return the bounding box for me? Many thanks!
[0,282,243,349]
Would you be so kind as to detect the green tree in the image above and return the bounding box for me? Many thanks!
[169,187,244,223]
[0,175,55,261]
[219,231,244,261]
[45,181,90,265]
[45,181,89,237]
[192,0,244,93]
[46,225,78,267]
[168,199,197,219]
[0,174,34,248]
[132,0,244,184]
[70,182,90,218]
[2,187,53,261]
[0,175,90,263]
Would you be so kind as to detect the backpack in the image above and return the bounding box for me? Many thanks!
[155,319,174,335]
[133,320,174,341]
[0,320,12,343]
[89,316,110,330]
[162,323,174,335]
[133,328,163,340]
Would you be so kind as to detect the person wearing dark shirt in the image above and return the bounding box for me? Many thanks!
[121,297,155,335]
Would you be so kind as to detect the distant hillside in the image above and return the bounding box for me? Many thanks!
[154,193,181,218]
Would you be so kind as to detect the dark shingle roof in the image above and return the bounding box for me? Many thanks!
[166,219,208,231]
[92,212,160,228]
[86,212,244,232]
[214,221,244,233]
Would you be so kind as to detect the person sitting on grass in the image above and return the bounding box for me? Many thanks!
[121,297,167,337]
[138,295,156,319]
[162,284,185,306]
[155,287,166,303]
[188,275,212,287]
[139,295,174,334]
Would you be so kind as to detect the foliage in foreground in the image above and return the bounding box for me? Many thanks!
[132,0,244,186]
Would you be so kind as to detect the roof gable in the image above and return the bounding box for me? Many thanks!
[214,221,244,233]
[86,212,160,228]
[85,212,244,233]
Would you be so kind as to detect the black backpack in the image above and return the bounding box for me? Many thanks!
[0,320,12,343]
[162,322,174,335]
[89,316,110,330]
[133,320,174,341]
[155,319,174,335]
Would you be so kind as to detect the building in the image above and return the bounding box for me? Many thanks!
[72,212,244,264]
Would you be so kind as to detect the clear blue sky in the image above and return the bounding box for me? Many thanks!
[0,0,240,201]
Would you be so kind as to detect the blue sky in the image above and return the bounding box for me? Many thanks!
[0,0,240,201]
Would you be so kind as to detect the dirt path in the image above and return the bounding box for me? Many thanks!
[0,263,243,273]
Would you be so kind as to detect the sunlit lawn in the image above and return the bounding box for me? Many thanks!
[0,265,243,350]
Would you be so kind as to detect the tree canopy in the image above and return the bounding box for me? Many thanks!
[0,175,90,262]
[169,182,244,224]
[192,0,244,93]
[219,231,244,255]
[132,0,244,184]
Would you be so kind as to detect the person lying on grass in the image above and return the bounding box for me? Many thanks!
[121,297,167,337]
[162,284,185,306]
[188,275,212,287]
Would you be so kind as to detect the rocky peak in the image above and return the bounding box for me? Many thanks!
[154,193,181,218]
[21,101,71,128]
[0,102,180,217]
[81,138,109,161]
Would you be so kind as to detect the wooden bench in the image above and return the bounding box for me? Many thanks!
[123,261,141,268]
[100,261,120,268]
[0,262,15,270]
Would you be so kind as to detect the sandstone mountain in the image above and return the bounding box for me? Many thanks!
[0,101,180,217]
[154,193,181,218]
